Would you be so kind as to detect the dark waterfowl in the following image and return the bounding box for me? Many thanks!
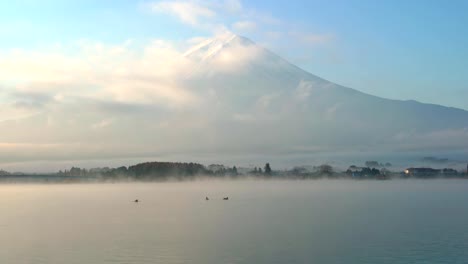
[134,199,139,203]
[223,197,229,200]
[205,197,209,201]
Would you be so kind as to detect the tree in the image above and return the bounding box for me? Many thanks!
[371,168,381,176]
[318,164,333,175]
[264,163,272,175]
[69,167,82,177]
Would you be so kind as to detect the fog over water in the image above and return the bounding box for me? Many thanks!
[2,149,468,174]
[1,180,468,264]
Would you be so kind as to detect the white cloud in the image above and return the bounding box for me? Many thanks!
[256,93,279,110]
[325,103,340,120]
[146,0,336,70]
[147,0,282,35]
[1,40,200,111]
[0,104,40,122]
[186,36,209,45]
[223,0,242,13]
[232,20,257,33]
[91,118,114,129]
[208,43,263,72]
[294,80,314,101]
[150,1,216,26]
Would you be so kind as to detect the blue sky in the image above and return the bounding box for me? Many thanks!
[1,0,468,109]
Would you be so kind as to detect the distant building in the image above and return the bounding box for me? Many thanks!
[441,168,458,177]
[404,168,440,177]
[404,167,460,178]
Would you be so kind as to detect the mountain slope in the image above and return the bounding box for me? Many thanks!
[180,33,468,151]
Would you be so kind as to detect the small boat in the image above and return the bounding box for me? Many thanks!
[223,197,229,200]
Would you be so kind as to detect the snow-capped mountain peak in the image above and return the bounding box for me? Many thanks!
[184,32,255,62]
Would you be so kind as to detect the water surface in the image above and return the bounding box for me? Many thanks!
[1,180,467,264]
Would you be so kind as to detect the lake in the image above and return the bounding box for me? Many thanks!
[1,180,467,264]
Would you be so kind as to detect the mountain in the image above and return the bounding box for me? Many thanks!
[178,32,468,152]
[1,32,467,171]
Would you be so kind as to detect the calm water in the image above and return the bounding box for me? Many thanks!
[1,180,468,264]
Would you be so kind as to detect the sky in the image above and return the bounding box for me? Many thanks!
[0,0,468,171]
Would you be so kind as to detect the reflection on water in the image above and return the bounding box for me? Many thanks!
[1,180,468,264]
